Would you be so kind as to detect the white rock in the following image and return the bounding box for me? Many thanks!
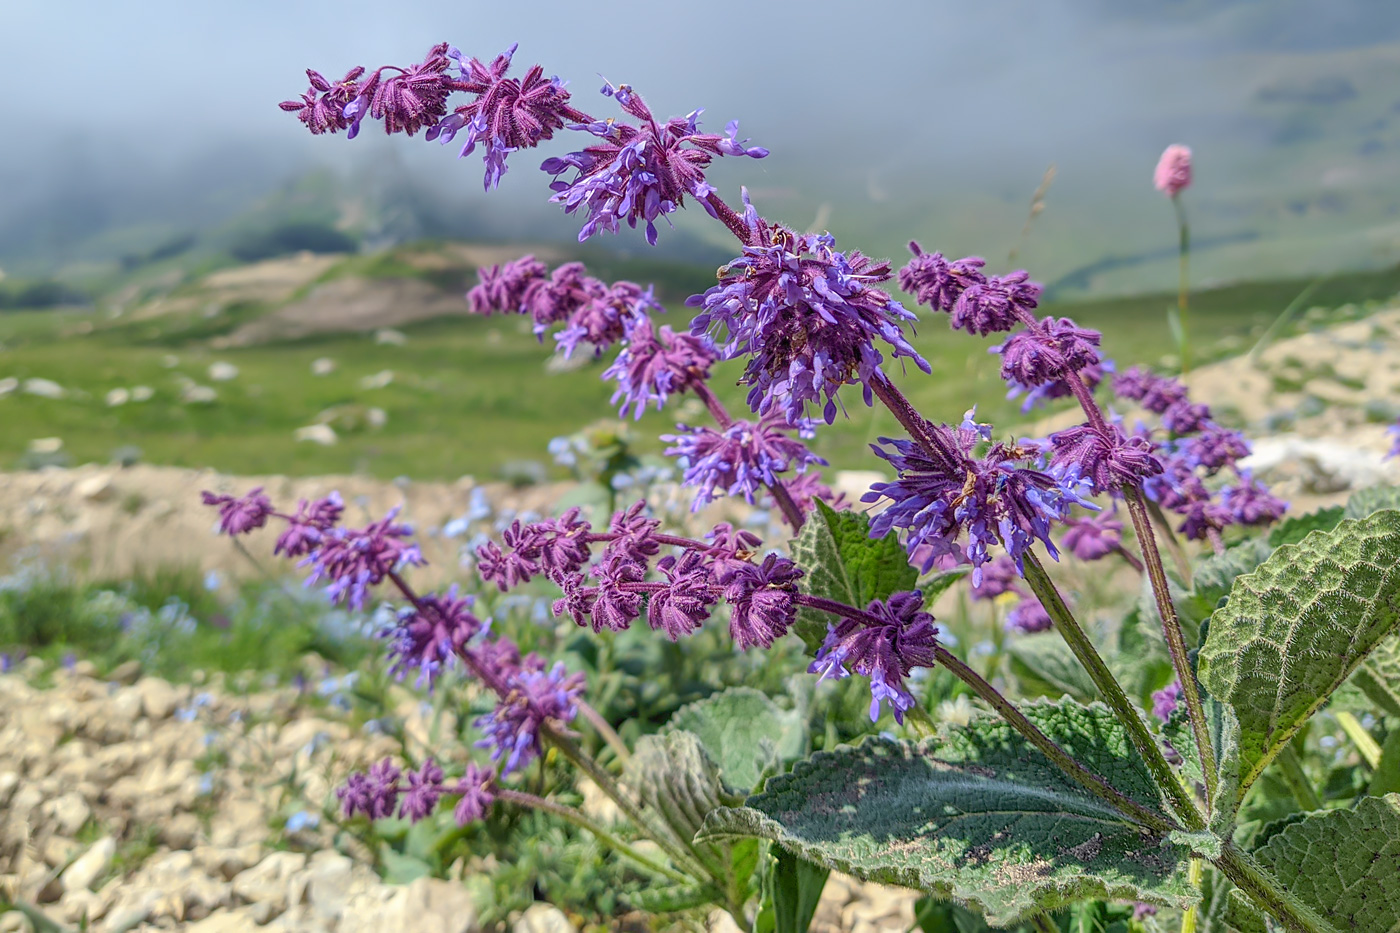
[162,354,180,368]
[135,677,179,720]
[105,387,130,407]
[231,851,306,910]
[311,357,336,376]
[0,376,17,397]
[292,851,356,921]
[706,909,745,933]
[43,791,91,836]
[22,378,65,399]
[28,437,63,454]
[184,907,263,933]
[374,328,407,346]
[294,424,338,446]
[60,836,115,893]
[358,370,394,390]
[208,362,239,382]
[0,772,17,807]
[514,903,576,933]
[183,384,218,404]
[367,407,387,429]
[130,385,154,402]
[76,474,114,501]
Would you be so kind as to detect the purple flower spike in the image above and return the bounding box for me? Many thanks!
[337,759,402,819]
[782,471,850,515]
[865,416,1090,584]
[555,281,661,358]
[603,314,715,418]
[809,591,940,724]
[1221,476,1287,526]
[1183,426,1250,474]
[202,488,274,536]
[305,508,423,609]
[383,585,484,688]
[689,225,929,425]
[433,44,586,190]
[648,550,719,641]
[717,553,803,650]
[992,317,1101,388]
[663,412,826,511]
[453,763,498,826]
[398,759,445,822]
[950,272,1041,336]
[543,84,766,244]
[969,556,1022,600]
[475,658,585,774]
[279,66,366,135]
[1151,680,1182,723]
[274,492,344,558]
[1113,366,1190,416]
[468,255,548,315]
[898,243,987,313]
[1005,596,1053,634]
[1048,423,1163,494]
[1060,514,1123,562]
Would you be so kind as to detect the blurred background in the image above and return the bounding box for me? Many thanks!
[4,0,1400,479]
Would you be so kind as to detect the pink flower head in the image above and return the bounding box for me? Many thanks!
[1154,145,1192,197]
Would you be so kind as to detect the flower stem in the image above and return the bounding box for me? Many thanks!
[496,788,693,885]
[1275,743,1322,811]
[932,645,1177,833]
[1335,711,1382,770]
[1022,552,1205,831]
[1121,487,1218,806]
[576,699,631,764]
[704,192,754,245]
[1173,194,1191,375]
[1214,843,1338,933]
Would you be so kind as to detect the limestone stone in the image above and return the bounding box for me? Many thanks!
[60,836,115,893]
[231,851,306,912]
[514,903,576,933]
[135,678,179,720]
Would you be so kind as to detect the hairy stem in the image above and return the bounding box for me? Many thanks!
[704,192,755,245]
[1214,843,1338,933]
[1122,487,1218,806]
[496,789,693,884]
[933,646,1177,833]
[1276,743,1322,812]
[1022,552,1205,830]
[1147,498,1194,585]
[576,699,631,764]
[1173,194,1192,374]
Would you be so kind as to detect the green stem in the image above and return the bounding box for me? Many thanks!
[1030,911,1060,933]
[1023,553,1206,831]
[1123,487,1218,806]
[1335,711,1382,770]
[1276,744,1322,812]
[496,788,694,885]
[1214,843,1338,933]
[933,645,1177,833]
[576,699,631,765]
[1173,194,1191,374]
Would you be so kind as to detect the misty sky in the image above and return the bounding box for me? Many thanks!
[6,0,1400,290]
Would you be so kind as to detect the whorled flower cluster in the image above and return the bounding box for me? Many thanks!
[809,591,940,723]
[898,242,1042,336]
[662,412,827,511]
[337,758,499,827]
[689,215,930,425]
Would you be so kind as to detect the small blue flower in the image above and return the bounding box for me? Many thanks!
[285,810,320,833]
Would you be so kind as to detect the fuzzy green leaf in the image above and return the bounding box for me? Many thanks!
[790,499,917,649]
[768,847,828,933]
[665,687,807,793]
[1352,632,1400,719]
[1345,484,1400,520]
[1198,510,1400,816]
[1007,634,1098,702]
[698,701,1193,926]
[1268,506,1345,549]
[1234,795,1400,932]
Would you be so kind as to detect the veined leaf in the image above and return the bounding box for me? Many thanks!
[1007,633,1098,702]
[1198,510,1400,816]
[1230,795,1400,932]
[698,700,1193,926]
[767,847,828,933]
[1267,506,1344,549]
[664,687,806,793]
[1352,632,1400,718]
[790,499,917,650]
[1344,484,1400,520]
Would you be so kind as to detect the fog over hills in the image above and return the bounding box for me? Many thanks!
[5,0,1400,296]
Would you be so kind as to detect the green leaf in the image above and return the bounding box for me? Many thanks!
[698,700,1193,926]
[628,882,722,914]
[1198,510,1400,816]
[665,687,807,793]
[912,898,997,932]
[790,499,917,649]
[1268,507,1344,548]
[1345,484,1400,520]
[1008,633,1098,702]
[919,568,972,604]
[1352,633,1400,718]
[1234,795,1400,931]
[1372,729,1400,797]
[1174,537,1274,636]
[768,847,828,933]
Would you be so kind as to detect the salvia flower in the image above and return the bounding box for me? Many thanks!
[429,44,586,190]
[305,508,424,609]
[542,83,767,244]
[663,412,826,510]
[1113,366,1189,416]
[716,553,803,649]
[337,759,401,819]
[808,591,939,724]
[1154,145,1193,198]
[689,224,929,424]
[603,314,715,418]
[1005,596,1053,634]
[1221,476,1287,527]
[1182,425,1250,474]
[865,415,1090,584]
[782,470,850,515]
[367,43,455,137]
[898,243,986,312]
[454,763,498,825]
[992,317,1101,388]
[475,657,585,774]
[1060,514,1123,562]
[398,759,445,822]
[279,66,366,135]
[950,271,1042,336]
[969,556,1022,600]
[202,488,273,536]
[1048,423,1163,494]
[382,585,484,687]
[555,281,661,358]
[274,493,344,558]
[1152,680,1182,723]
[467,255,548,315]
[476,508,592,590]
[1007,359,1112,412]
[647,550,719,641]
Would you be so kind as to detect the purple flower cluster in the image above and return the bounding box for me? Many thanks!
[603,315,716,418]
[690,221,930,424]
[305,509,424,610]
[809,591,940,723]
[338,757,499,827]
[476,507,591,590]
[992,317,1102,391]
[381,585,485,688]
[965,555,1056,635]
[662,412,826,511]
[475,657,586,773]
[542,82,768,244]
[1151,680,1183,724]
[280,43,457,140]
[1047,423,1163,495]
[864,413,1091,584]
[1060,513,1124,562]
[202,488,273,536]
[467,258,660,358]
[1114,367,1286,540]
[898,243,1042,336]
